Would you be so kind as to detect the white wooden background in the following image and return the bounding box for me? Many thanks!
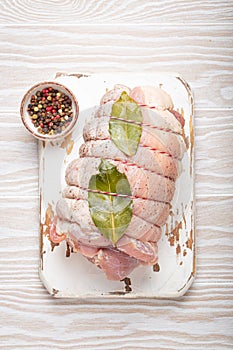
[0,1,233,349]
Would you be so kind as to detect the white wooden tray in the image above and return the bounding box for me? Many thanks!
[39,72,195,298]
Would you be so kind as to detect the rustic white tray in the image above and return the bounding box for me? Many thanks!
[39,72,195,298]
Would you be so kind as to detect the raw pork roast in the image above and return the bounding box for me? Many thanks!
[50,85,186,280]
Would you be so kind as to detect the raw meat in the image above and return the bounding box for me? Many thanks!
[51,84,186,280]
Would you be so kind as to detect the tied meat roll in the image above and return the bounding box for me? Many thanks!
[51,85,186,280]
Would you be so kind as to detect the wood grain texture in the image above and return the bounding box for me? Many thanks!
[0,0,232,24]
[0,283,233,350]
[0,25,233,109]
[0,13,233,350]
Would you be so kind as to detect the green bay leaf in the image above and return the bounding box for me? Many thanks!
[88,159,133,244]
[109,91,143,156]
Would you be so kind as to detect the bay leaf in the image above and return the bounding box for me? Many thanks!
[88,159,133,244]
[109,91,143,156]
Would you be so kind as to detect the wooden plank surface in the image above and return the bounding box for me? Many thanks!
[0,0,232,24]
[0,283,232,350]
[0,25,233,109]
[0,14,233,350]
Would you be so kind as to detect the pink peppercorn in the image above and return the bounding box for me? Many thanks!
[27,87,73,136]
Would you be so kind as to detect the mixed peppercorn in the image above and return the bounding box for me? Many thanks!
[27,87,73,135]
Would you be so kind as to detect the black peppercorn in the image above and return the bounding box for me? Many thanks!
[27,86,74,135]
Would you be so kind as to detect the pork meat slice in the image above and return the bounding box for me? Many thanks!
[66,156,175,202]
[79,139,178,183]
[95,101,183,135]
[117,162,175,202]
[93,248,139,281]
[100,84,173,111]
[56,197,162,243]
[63,185,170,226]
[56,198,111,247]
[67,236,139,281]
[117,236,158,264]
[130,85,185,127]
[85,114,185,160]
[129,86,174,110]
[100,84,131,105]
[67,236,100,257]
[56,218,111,247]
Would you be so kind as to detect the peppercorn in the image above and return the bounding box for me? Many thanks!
[27,86,74,135]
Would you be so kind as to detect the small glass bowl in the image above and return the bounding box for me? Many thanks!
[20,81,79,141]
